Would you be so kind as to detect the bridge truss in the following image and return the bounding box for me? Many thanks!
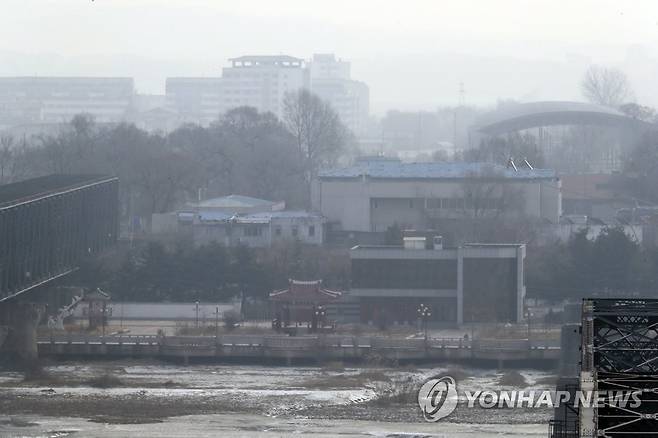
[0,175,118,302]
[580,298,658,437]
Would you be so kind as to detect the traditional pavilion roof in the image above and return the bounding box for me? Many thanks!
[83,288,111,301]
[269,280,342,302]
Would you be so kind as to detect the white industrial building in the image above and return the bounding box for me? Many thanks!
[192,210,324,248]
[313,157,561,233]
[152,194,324,247]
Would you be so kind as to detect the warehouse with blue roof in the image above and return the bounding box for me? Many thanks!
[312,157,561,233]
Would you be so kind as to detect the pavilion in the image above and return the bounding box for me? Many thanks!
[269,280,341,332]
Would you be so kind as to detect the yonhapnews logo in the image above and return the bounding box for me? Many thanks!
[417,376,458,422]
[417,375,642,422]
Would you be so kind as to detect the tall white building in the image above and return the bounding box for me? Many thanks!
[217,54,370,136]
[0,77,134,127]
[308,54,369,137]
[219,55,307,119]
[165,77,222,126]
[164,54,370,135]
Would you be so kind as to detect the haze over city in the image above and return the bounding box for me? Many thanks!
[3,0,658,112]
[3,2,658,437]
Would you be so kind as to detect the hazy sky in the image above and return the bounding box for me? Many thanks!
[2,0,658,113]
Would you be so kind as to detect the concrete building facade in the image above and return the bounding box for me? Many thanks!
[350,239,526,325]
[219,55,307,119]
[191,210,324,248]
[308,54,370,137]
[0,77,134,128]
[162,54,370,135]
[151,194,324,247]
[314,157,561,233]
[165,77,222,126]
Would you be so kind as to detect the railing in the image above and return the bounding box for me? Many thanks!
[42,333,159,345]
[39,333,559,353]
[428,337,471,349]
[548,420,579,438]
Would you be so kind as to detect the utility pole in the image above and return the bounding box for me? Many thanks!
[195,301,200,329]
[215,305,220,338]
[453,82,465,159]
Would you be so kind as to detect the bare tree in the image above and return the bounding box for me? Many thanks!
[581,65,633,108]
[0,135,15,184]
[459,168,525,219]
[619,103,657,123]
[283,90,349,185]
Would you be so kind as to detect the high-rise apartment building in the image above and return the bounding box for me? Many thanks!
[219,55,307,119]
[0,77,134,128]
[165,77,222,126]
[308,54,369,136]
[216,54,370,136]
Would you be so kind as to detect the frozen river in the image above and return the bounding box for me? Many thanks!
[0,362,554,437]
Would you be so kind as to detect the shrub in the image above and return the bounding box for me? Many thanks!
[223,311,240,331]
[498,370,527,387]
[87,373,122,388]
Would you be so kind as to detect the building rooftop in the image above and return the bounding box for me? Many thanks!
[228,55,304,66]
[247,210,323,219]
[0,174,117,208]
[192,194,279,210]
[351,242,524,251]
[197,210,322,223]
[269,279,341,302]
[319,160,557,180]
[473,101,640,135]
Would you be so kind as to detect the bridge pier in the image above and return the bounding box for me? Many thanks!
[0,301,45,366]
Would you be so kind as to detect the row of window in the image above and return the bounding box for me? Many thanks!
[426,197,503,210]
[352,259,458,289]
[243,225,315,238]
[223,88,284,95]
[224,72,294,79]
[371,198,503,210]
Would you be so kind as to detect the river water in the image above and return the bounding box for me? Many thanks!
[0,362,554,437]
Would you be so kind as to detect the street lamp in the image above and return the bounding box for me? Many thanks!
[313,305,326,332]
[417,303,432,341]
[215,305,220,338]
[195,301,200,329]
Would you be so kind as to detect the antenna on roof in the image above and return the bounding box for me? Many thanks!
[507,157,518,171]
[522,158,534,170]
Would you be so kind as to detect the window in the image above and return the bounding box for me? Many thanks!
[275,226,282,236]
[308,225,315,237]
[292,226,299,237]
[409,200,414,208]
[244,226,261,237]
